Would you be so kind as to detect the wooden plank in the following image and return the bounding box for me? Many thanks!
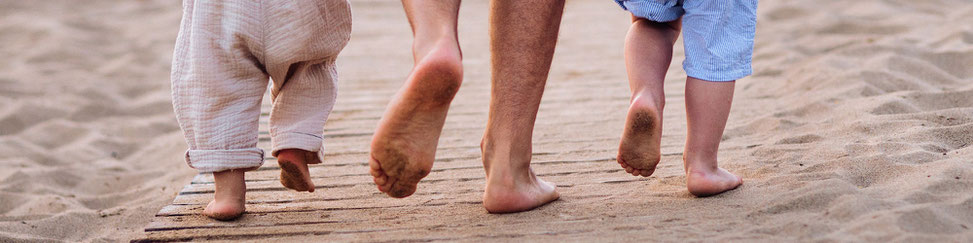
[185,143,760,186]
[178,160,622,194]
[135,210,664,243]
[185,154,665,185]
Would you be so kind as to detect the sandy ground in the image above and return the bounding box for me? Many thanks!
[0,0,194,242]
[3,0,973,242]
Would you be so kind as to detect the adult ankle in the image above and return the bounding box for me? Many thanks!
[413,34,459,61]
[632,91,664,109]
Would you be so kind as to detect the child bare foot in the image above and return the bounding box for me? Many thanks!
[682,78,742,197]
[686,166,743,197]
[277,149,316,192]
[481,141,560,213]
[203,169,248,221]
[617,95,663,177]
[370,38,463,198]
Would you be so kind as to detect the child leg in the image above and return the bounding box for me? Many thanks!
[268,59,340,193]
[370,0,463,198]
[678,0,756,196]
[261,1,352,192]
[617,16,681,177]
[683,77,742,196]
[267,58,342,193]
[171,1,270,220]
[204,169,248,220]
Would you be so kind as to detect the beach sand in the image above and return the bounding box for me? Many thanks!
[0,0,194,241]
[2,0,973,241]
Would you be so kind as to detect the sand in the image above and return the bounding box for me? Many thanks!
[0,0,194,241]
[3,0,973,242]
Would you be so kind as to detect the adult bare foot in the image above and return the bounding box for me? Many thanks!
[478,0,564,214]
[482,171,559,213]
[686,166,743,197]
[203,169,247,221]
[617,95,663,177]
[481,141,560,214]
[277,149,315,192]
[370,39,463,198]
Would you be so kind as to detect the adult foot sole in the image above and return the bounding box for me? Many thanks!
[370,40,462,198]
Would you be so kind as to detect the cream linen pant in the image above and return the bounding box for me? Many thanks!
[171,0,352,173]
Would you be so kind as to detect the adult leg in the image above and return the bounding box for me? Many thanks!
[481,0,564,213]
[370,0,464,198]
[617,16,681,177]
[683,78,742,196]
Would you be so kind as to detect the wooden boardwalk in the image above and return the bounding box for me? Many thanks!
[134,1,714,242]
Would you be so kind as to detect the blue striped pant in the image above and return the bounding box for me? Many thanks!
[614,0,758,81]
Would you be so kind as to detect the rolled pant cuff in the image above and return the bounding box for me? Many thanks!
[271,132,325,164]
[186,148,265,173]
